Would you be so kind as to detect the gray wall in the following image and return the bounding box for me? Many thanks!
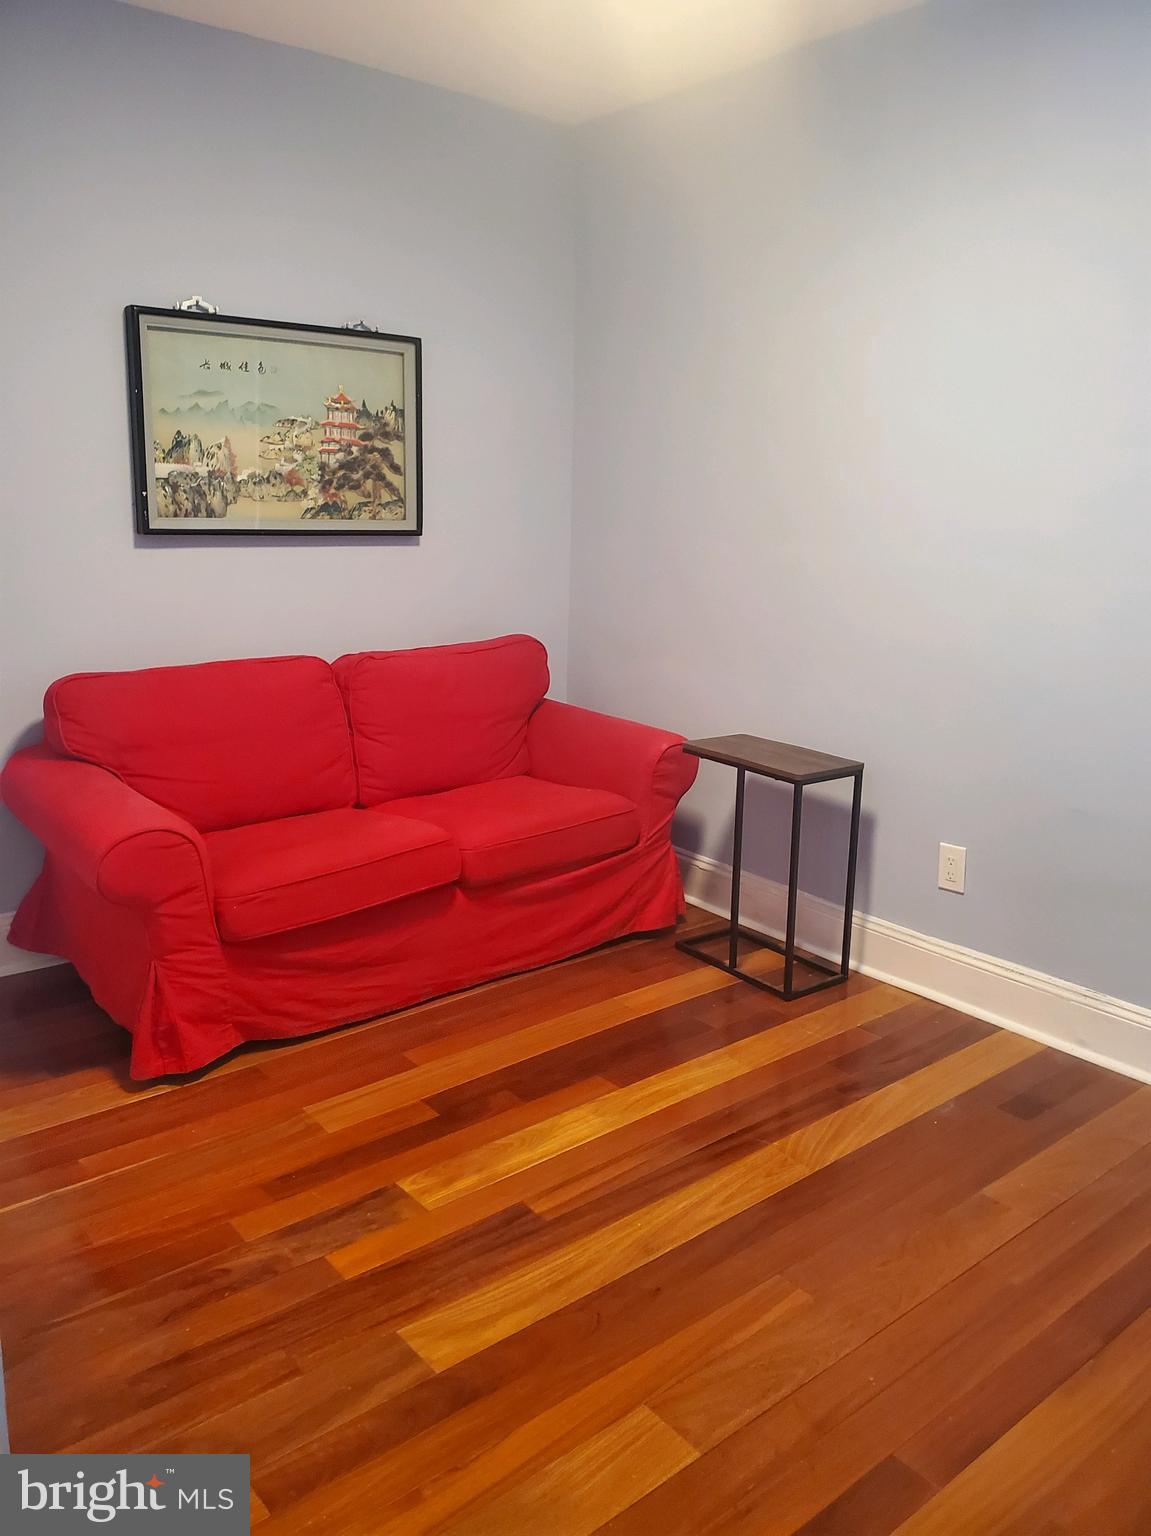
[4,0,1149,1010]
[0,0,575,909]
[570,0,1151,1002]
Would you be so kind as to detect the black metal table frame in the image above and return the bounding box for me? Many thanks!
[677,764,864,1001]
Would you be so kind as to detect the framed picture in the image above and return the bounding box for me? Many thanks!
[125,306,422,536]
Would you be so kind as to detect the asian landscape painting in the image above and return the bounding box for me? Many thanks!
[128,310,421,536]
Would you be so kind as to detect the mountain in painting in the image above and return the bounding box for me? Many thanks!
[159,398,283,426]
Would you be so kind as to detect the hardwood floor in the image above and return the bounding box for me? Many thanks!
[2,906,1151,1532]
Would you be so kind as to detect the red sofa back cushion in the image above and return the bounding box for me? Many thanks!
[334,635,549,803]
[44,655,356,832]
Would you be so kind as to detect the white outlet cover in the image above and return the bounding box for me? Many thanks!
[938,843,966,894]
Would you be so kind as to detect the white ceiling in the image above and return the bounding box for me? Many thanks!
[116,0,922,124]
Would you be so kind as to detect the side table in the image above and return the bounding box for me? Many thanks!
[676,734,864,1001]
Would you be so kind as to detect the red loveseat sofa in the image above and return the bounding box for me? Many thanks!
[1,635,698,1078]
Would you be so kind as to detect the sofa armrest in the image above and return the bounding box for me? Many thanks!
[1,746,214,914]
[527,700,698,834]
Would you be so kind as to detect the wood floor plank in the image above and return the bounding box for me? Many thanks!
[436,1406,698,1536]
[0,1075,175,1141]
[398,1142,810,1369]
[523,1004,985,1223]
[1041,1396,1151,1535]
[889,1304,1151,1536]
[400,986,905,1208]
[983,1084,1151,1215]
[2,909,1148,1534]
[305,967,734,1131]
[389,1279,808,1534]
[234,1076,615,1241]
[157,1330,431,1464]
[607,1140,1151,1535]
[774,1029,1041,1171]
[258,1104,1030,1517]
[398,1030,1039,1370]
[269,1277,808,1536]
[792,1456,936,1536]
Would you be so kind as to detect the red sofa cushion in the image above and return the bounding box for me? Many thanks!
[205,807,460,941]
[334,635,549,804]
[44,656,355,833]
[384,776,640,888]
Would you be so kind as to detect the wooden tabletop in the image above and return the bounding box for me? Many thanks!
[685,733,864,785]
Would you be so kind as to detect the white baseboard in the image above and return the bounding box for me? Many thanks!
[0,912,64,978]
[678,849,1151,1086]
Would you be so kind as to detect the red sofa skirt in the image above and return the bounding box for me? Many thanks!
[12,833,686,1079]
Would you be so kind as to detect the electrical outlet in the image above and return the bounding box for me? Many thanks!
[938,843,966,893]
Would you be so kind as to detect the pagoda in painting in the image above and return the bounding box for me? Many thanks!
[319,388,360,466]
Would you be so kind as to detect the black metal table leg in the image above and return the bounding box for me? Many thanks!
[782,782,804,998]
[840,769,864,979]
[728,767,745,970]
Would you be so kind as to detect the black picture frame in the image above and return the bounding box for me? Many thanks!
[126,306,423,537]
